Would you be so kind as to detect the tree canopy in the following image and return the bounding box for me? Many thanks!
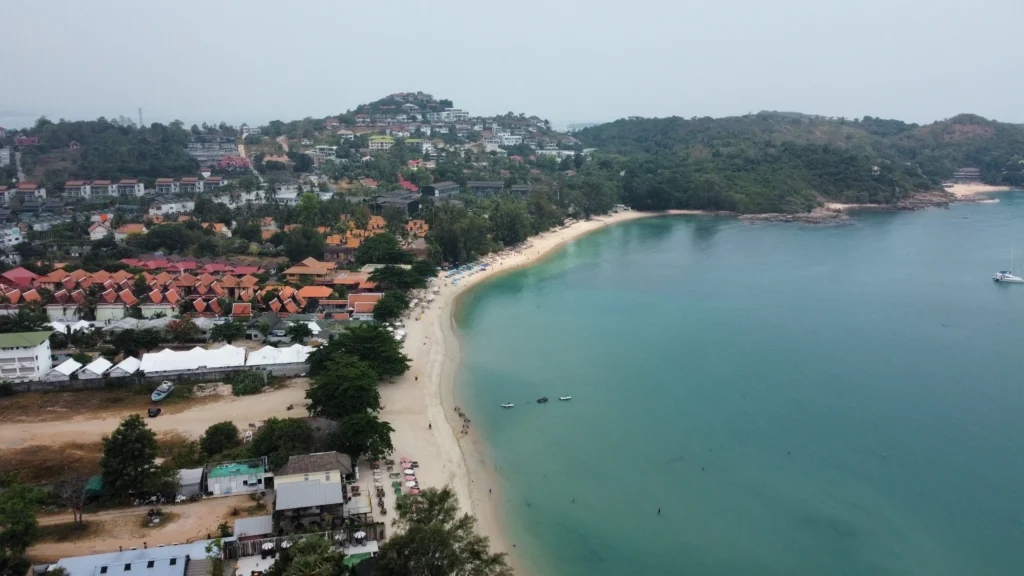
[306,355,381,422]
[375,486,512,576]
[308,322,409,379]
[100,414,161,498]
[200,422,241,456]
[251,418,315,470]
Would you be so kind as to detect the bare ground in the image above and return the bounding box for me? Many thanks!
[29,495,258,561]
[0,378,310,450]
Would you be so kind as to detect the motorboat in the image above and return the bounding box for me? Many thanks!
[559,396,572,401]
[993,271,1024,283]
[501,403,514,408]
[537,397,549,403]
[151,381,174,402]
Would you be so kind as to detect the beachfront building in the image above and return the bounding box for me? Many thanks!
[0,331,53,383]
[207,457,270,496]
[53,540,222,576]
[273,452,352,531]
[43,358,83,382]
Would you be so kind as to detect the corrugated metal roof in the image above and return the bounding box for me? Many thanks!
[0,331,51,349]
[233,515,273,537]
[55,540,218,576]
[50,358,83,376]
[275,480,344,510]
[178,467,204,486]
[110,356,141,376]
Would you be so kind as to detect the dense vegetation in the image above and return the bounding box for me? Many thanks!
[16,117,199,189]
[576,112,1024,213]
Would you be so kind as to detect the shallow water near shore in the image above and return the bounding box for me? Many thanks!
[455,194,1024,575]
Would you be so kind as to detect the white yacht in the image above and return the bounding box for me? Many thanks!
[993,271,1024,283]
[994,248,1024,283]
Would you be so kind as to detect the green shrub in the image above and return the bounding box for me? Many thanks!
[0,381,14,397]
[230,372,264,396]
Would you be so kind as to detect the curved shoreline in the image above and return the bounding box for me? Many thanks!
[426,210,699,573]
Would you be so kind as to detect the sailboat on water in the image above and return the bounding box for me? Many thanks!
[993,247,1024,283]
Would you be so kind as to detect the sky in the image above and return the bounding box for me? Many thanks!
[4,0,1023,129]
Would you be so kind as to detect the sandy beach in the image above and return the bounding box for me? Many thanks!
[944,183,1013,198]
[378,209,696,573]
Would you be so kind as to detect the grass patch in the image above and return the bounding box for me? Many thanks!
[38,521,98,542]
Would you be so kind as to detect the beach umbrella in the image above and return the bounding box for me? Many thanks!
[405,475,416,481]
[409,488,420,495]
[261,543,274,550]
[406,480,417,487]
[354,531,366,539]
[403,468,414,474]
[281,541,292,549]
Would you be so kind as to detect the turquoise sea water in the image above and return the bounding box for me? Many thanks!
[455,195,1024,575]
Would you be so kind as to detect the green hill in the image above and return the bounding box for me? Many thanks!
[576,113,1024,213]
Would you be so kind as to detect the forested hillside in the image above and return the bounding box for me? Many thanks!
[17,117,199,188]
[577,113,1024,213]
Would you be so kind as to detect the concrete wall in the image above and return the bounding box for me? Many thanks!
[11,364,309,392]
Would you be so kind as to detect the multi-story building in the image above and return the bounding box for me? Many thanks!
[309,145,338,165]
[368,136,394,153]
[154,178,179,195]
[116,179,145,197]
[467,181,504,197]
[149,199,195,216]
[186,136,237,165]
[502,134,523,146]
[0,225,22,248]
[204,176,224,190]
[440,108,469,122]
[16,183,46,202]
[179,177,204,194]
[0,331,53,383]
[422,181,460,198]
[63,180,91,199]
[90,180,114,196]
[0,148,9,167]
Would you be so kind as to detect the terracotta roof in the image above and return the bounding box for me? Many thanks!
[193,299,207,313]
[269,299,282,313]
[71,289,86,305]
[119,289,137,306]
[149,289,163,304]
[297,286,333,299]
[116,224,147,234]
[209,299,223,315]
[238,275,259,287]
[218,275,239,288]
[232,303,252,316]
[283,299,299,313]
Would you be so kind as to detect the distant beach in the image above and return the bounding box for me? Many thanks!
[944,183,1014,198]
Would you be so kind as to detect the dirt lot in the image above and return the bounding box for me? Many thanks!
[28,495,261,561]
[0,378,310,450]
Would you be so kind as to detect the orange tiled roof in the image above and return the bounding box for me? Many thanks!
[297,285,333,299]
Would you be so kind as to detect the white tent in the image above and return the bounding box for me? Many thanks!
[108,356,141,378]
[245,344,313,366]
[79,357,113,379]
[43,359,82,382]
[140,345,246,376]
[50,320,93,334]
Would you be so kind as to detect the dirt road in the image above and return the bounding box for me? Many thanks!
[0,379,310,449]
[29,495,256,561]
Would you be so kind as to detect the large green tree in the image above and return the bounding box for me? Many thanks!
[306,355,381,421]
[284,226,326,262]
[251,418,315,470]
[329,413,394,464]
[354,232,411,266]
[0,484,43,561]
[100,414,160,498]
[265,534,351,576]
[368,265,425,291]
[200,421,241,456]
[210,321,246,343]
[372,291,409,323]
[374,486,511,576]
[308,322,409,379]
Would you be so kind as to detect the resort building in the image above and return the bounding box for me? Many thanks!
[207,457,270,496]
[0,331,53,383]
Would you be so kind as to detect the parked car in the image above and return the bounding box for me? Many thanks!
[147,407,162,418]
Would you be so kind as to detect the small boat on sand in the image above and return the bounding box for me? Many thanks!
[501,403,514,408]
[151,381,174,402]
[537,397,549,403]
[559,396,572,401]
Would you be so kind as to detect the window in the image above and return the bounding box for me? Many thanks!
[242,480,248,486]
[325,473,330,481]
[170,559,177,566]
[124,564,132,571]
[101,568,108,574]
[147,561,155,568]
[257,478,263,484]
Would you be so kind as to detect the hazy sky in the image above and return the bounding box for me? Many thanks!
[5,0,1022,129]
